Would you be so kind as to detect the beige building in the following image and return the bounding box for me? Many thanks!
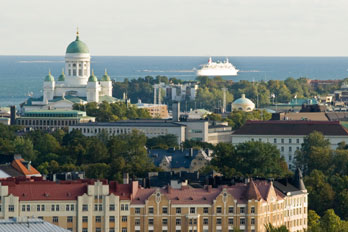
[135,102,169,119]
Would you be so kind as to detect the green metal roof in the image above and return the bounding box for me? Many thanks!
[88,71,98,82]
[100,69,111,81]
[66,34,89,54]
[44,71,54,82]
[58,69,65,81]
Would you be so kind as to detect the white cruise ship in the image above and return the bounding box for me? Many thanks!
[196,57,239,77]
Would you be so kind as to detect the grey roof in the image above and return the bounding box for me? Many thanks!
[0,218,70,232]
[0,165,23,177]
[149,149,203,169]
[76,120,186,128]
[273,181,305,196]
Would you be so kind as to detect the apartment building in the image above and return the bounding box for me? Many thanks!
[0,173,307,232]
[232,120,348,169]
[129,176,307,232]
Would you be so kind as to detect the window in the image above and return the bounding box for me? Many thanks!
[99,204,102,211]
[216,207,222,214]
[37,205,41,211]
[251,206,255,214]
[216,218,222,225]
[22,205,26,211]
[109,204,115,211]
[135,218,140,225]
[125,204,129,211]
[51,204,55,211]
[203,218,208,225]
[162,207,168,214]
[67,216,73,223]
[289,139,292,143]
[281,138,284,143]
[109,229,115,232]
[228,207,234,213]
[162,218,168,225]
[274,138,277,143]
[122,216,127,222]
[296,138,300,143]
[82,204,88,211]
[240,207,245,213]
[82,216,88,223]
[96,228,101,232]
[109,216,115,222]
[122,228,127,232]
[176,208,181,214]
[148,218,154,225]
[240,218,245,225]
[251,218,255,225]
[96,216,101,223]
[135,208,140,214]
[203,207,209,214]
[94,204,98,211]
[41,205,45,211]
[281,146,284,152]
[190,207,196,214]
[289,147,292,152]
[66,204,70,211]
[228,218,233,225]
[53,216,58,223]
[82,229,88,232]
[176,218,181,225]
[121,204,125,211]
[289,155,292,161]
[148,207,154,214]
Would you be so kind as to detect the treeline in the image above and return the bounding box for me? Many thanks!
[112,75,342,111]
[73,101,151,122]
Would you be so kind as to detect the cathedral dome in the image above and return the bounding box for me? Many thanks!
[66,32,89,54]
[44,71,55,82]
[100,69,111,81]
[88,71,98,82]
[58,69,65,81]
[232,94,255,112]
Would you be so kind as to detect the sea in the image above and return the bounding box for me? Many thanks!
[1,56,348,107]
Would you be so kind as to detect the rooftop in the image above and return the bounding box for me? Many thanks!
[75,120,186,128]
[0,218,70,232]
[233,120,348,136]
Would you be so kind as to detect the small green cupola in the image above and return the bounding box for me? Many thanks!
[88,70,98,82]
[44,70,55,82]
[66,30,90,54]
[58,69,65,81]
[100,69,111,81]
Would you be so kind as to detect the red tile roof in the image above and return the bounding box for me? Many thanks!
[233,120,348,136]
[12,159,41,177]
[3,180,88,201]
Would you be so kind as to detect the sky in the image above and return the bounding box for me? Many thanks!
[1,0,348,56]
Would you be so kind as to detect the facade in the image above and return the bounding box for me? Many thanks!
[129,179,307,232]
[16,110,95,131]
[0,178,137,232]
[0,175,307,232]
[69,120,187,144]
[148,148,211,173]
[135,101,169,119]
[70,119,232,145]
[232,94,255,112]
[154,82,198,102]
[231,120,348,169]
[22,31,117,112]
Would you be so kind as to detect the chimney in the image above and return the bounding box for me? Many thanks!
[172,101,180,122]
[10,105,16,125]
[123,173,129,184]
[190,148,194,157]
[153,87,157,104]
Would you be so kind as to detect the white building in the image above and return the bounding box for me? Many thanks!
[231,120,348,169]
[22,31,116,112]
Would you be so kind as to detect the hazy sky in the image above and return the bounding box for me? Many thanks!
[2,0,348,56]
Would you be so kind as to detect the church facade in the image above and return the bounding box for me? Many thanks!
[22,32,116,112]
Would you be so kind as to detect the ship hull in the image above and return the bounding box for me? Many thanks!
[196,69,239,77]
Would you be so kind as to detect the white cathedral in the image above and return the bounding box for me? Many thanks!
[23,31,116,111]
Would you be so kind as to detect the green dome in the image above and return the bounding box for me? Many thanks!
[44,71,54,82]
[100,69,111,81]
[66,33,89,54]
[58,69,65,81]
[88,71,98,82]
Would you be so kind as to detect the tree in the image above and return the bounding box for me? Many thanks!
[320,209,343,232]
[13,137,37,161]
[83,163,110,179]
[146,134,179,149]
[305,170,335,216]
[295,131,331,175]
[211,141,289,178]
[308,210,321,232]
[265,223,289,232]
